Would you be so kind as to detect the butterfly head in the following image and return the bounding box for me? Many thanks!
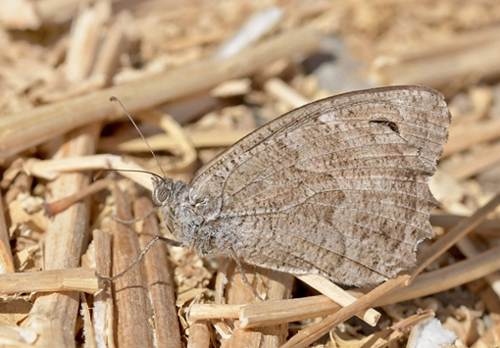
[152,176,174,206]
[151,175,206,253]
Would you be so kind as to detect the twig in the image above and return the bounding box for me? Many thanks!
[443,118,500,158]
[213,7,283,59]
[190,295,355,329]
[264,78,310,108]
[137,109,197,172]
[473,318,500,347]
[25,154,154,190]
[456,236,500,298]
[413,192,500,279]
[64,1,110,83]
[297,274,380,327]
[43,178,113,217]
[0,191,15,273]
[0,267,98,294]
[190,304,241,320]
[282,275,410,348]
[444,141,500,180]
[367,309,435,348]
[98,129,251,154]
[377,246,500,306]
[240,295,341,329]
[91,11,128,85]
[430,214,500,236]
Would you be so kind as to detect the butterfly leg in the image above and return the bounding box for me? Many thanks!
[96,235,182,282]
[112,206,159,225]
[230,248,264,301]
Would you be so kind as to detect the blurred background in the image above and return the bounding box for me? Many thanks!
[1,1,499,193]
[1,1,500,347]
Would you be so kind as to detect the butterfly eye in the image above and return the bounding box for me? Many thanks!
[155,187,170,203]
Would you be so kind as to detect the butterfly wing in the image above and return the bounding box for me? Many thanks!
[190,86,450,286]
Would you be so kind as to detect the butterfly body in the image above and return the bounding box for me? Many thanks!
[152,85,451,287]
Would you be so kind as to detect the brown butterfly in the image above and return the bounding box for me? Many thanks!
[144,85,450,287]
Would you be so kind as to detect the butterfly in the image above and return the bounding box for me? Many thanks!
[151,85,450,286]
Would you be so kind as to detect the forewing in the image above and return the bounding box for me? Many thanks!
[191,86,450,286]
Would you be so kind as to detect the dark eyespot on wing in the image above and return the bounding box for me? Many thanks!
[370,119,399,134]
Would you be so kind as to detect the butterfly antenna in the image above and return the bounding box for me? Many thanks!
[110,96,167,179]
[94,168,164,182]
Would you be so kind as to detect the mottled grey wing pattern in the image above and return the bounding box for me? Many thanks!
[191,86,450,286]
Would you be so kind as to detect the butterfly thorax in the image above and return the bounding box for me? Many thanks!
[152,176,217,256]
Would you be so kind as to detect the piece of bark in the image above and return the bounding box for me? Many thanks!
[23,123,99,347]
[92,229,115,348]
[221,261,294,348]
[208,258,233,341]
[111,183,154,348]
[187,320,211,348]
[80,291,97,348]
[134,197,182,348]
